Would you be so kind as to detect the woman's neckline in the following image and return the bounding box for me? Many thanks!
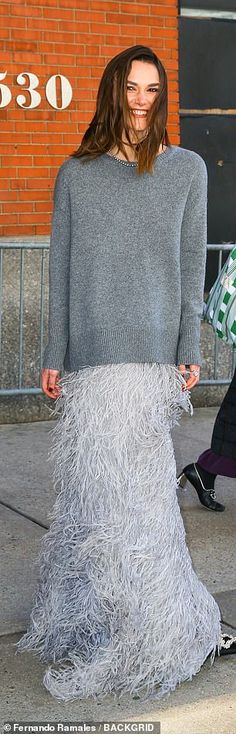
[105,144,174,166]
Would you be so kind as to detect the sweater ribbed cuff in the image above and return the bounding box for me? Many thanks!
[176,324,202,367]
[42,340,68,372]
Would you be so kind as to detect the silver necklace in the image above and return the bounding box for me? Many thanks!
[106,152,137,166]
[107,132,149,165]
[107,143,167,166]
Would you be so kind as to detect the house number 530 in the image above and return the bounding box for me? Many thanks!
[0,71,73,109]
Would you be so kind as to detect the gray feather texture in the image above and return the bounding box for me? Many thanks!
[15,363,221,701]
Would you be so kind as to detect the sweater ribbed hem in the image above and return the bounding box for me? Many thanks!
[43,326,203,372]
[62,327,180,371]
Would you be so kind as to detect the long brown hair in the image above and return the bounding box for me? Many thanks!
[70,45,171,175]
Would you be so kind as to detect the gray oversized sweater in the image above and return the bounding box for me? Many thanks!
[42,144,208,371]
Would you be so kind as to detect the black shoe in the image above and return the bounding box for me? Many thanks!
[207,633,236,660]
[219,633,236,656]
[177,463,225,512]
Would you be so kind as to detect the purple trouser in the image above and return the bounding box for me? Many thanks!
[198,449,236,479]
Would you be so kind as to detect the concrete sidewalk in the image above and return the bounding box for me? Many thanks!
[0,408,236,733]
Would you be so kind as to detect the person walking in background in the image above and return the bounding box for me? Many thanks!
[178,353,236,513]
[15,45,236,703]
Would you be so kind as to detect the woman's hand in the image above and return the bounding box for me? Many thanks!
[178,363,200,390]
[41,368,61,399]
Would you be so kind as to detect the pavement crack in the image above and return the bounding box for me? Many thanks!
[0,499,49,529]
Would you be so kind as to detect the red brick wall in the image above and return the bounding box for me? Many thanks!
[0,0,179,236]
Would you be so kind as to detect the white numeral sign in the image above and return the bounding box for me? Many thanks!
[0,71,73,109]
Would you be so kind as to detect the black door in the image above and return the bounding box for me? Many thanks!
[178,1,236,289]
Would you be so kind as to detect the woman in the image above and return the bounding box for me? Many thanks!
[178,356,236,513]
[15,45,235,702]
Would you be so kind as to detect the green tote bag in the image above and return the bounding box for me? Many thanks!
[203,246,236,347]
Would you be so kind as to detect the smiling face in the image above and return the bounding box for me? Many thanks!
[126,59,160,133]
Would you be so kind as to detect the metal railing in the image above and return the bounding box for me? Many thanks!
[0,238,48,396]
[0,239,235,396]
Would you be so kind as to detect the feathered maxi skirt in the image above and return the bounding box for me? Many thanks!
[15,362,221,702]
